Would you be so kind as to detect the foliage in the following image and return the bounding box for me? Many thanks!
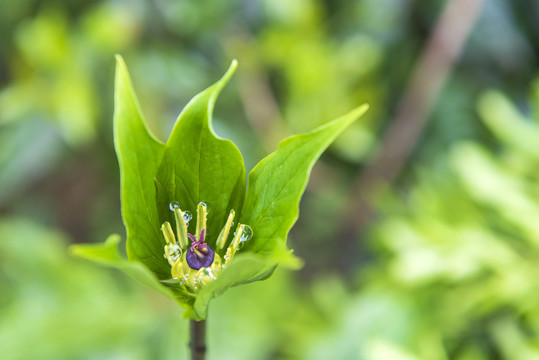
[71,56,368,320]
[1,0,539,358]
[360,82,539,359]
[0,218,188,360]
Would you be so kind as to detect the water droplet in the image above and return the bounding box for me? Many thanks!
[166,244,182,261]
[238,225,253,248]
[183,211,193,223]
[198,201,209,213]
[169,201,180,211]
[240,225,253,241]
[204,268,217,279]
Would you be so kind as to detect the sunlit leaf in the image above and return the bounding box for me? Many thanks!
[241,104,369,262]
[155,60,245,250]
[114,55,168,278]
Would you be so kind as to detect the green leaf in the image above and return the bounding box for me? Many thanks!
[191,253,277,320]
[240,104,369,260]
[114,55,168,279]
[155,60,246,250]
[477,90,539,160]
[69,235,194,307]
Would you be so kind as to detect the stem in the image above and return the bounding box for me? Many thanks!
[190,319,207,360]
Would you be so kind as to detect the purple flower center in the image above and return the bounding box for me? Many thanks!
[186,229,215,270]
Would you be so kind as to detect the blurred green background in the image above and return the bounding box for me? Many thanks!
[2,0,539,359]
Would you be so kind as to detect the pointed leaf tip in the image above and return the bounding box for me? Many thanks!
[229,59,238,73]
[213,59,238,94]
[356,103,369,115]
[114,54,128,76]
[346,103,369,123]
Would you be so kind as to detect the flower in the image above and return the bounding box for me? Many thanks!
[185,229,215,271]
[71,55,368,320]
[161,201,252,292]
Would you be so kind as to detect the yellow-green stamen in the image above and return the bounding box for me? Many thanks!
[173,207,189,249]
[216,209,235,249]
[161,201,253,292]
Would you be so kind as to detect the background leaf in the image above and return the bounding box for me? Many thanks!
[155,61,246,250]
[114,55,168,279]
[240,104,369,259]
[0,218,189,360]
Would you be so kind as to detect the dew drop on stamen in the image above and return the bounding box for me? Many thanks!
[199,201,209,213]
[238,225,253,248]
[240,225,253,241]
[169,201,180,211]
[183,211,193,223]
[165,244,182,261]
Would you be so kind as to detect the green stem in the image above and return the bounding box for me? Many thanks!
[190,319,207,360]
